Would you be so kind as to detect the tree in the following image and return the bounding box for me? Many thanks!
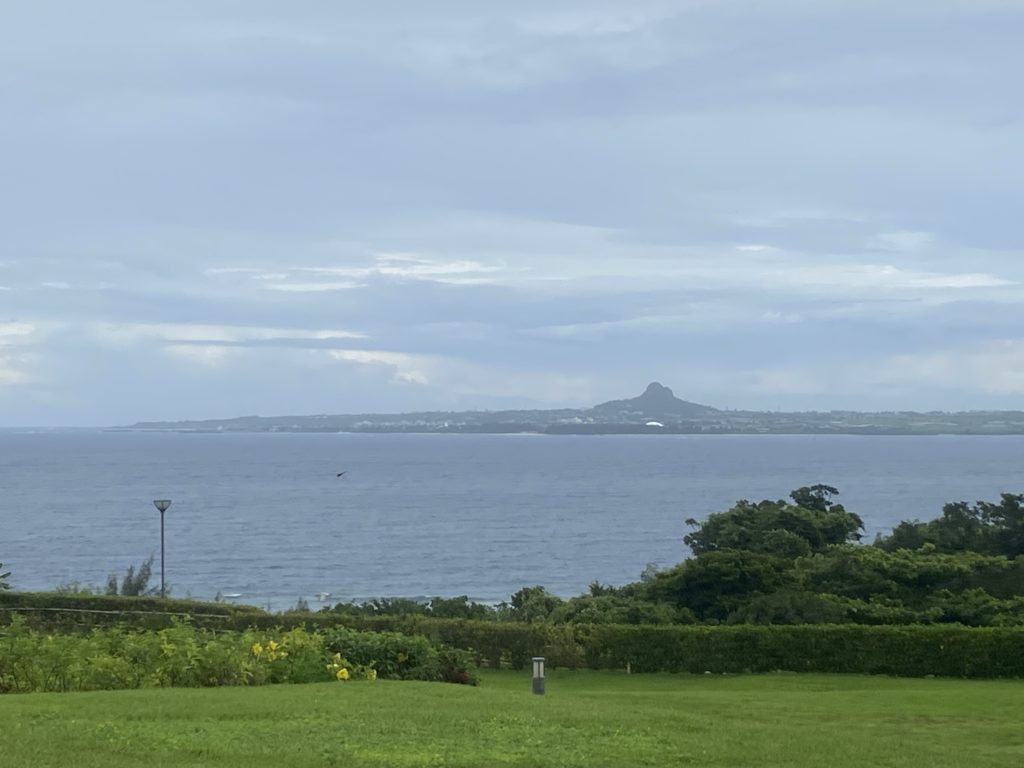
[509,586,563,622]
[789,484,841,512]
[799,544,1013,606]
[644,550,793,621]
[876,494,1024,558]
[725,590,848,625]
[683,485,863,557]
[105,555,160,597]
[977,493,1024,558]
[551,594,689,625]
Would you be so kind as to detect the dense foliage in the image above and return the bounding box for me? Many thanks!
[0,616,478,694]
[638,487,1024,627]
[876,494,1024,558]
[682,484,864,556]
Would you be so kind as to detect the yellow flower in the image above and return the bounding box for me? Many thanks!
[336,668,350,681]
[333,652,342,663]
[267,640,279,652]
[251,642,263,656]
[366,669,377,681]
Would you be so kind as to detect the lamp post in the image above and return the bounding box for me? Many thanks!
[153,499,171,598]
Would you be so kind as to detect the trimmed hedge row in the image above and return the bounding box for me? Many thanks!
[0,591,265,631]
[327,617,1024,678]
[5,594,1024,678]
[578,624,1024,678]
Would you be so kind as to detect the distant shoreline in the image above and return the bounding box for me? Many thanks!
[106,427,1024,437]
[9,382,1024,435]
[118,383,1024,437]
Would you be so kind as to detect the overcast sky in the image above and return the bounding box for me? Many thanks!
[1,0,1023,425]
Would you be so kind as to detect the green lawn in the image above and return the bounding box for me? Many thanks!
[3,671,1023,767]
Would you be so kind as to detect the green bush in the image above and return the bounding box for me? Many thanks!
[0,616,479,694]
[322,626,479,685]
[330,617,578,670]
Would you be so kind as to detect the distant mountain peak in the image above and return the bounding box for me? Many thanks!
[639,381,675,400]
[589,382,718,420]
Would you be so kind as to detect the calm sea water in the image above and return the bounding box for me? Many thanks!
[1,432,1021,610]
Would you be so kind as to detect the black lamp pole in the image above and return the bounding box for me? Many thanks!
[153,500,171,598]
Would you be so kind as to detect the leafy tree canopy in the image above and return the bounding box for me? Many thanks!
[644,549,794,621]
[683,484,864,557]
[876,493,1024,558]
[509,585,563,622]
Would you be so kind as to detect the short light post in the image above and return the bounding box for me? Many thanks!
[153,499,171,598]
[532,656,545,695]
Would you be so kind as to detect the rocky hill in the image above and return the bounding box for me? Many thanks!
[588,382,719,421]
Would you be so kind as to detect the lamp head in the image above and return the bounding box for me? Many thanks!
[153,499,172,513]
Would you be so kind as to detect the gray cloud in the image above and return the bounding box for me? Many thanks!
[1,1,1023,424]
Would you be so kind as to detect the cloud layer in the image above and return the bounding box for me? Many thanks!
[2,1,1023,425]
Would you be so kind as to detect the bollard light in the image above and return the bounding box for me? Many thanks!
[532,656,545,695]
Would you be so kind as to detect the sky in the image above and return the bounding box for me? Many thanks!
[1,0,1023,426]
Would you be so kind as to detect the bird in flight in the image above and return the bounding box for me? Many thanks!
[336,471,346,477]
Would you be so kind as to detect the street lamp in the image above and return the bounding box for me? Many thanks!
[153,499,171,598]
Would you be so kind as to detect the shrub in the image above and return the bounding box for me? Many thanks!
[322,626,479,685]
[0,616,478,694]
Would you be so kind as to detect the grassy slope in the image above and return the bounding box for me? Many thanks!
[3,671,1023,767]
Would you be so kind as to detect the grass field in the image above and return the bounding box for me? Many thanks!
[3,671,1023,767]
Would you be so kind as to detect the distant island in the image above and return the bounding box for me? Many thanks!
[125,382,1024,435]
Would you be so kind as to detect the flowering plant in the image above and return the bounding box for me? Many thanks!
[325,651,376,682]
[244,627,326,684]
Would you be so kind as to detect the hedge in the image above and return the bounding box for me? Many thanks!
[5,594,1024,678]
[576,624,1024,677]
[324,617,1024,678]
[0,592,265,631]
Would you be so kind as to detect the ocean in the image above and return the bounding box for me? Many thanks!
[1,431,1021,610]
